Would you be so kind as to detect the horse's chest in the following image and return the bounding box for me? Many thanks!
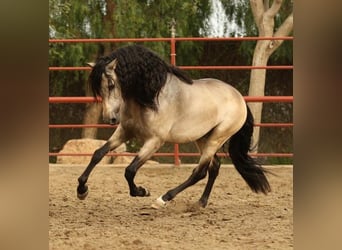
[121,119,150,139]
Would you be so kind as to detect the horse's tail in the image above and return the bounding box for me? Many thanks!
[227,105,271,194]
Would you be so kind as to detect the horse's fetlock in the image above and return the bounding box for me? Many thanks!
[162,192,174,202]
[78,176,87,185]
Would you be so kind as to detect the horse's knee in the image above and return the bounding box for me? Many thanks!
[91,151,103,164]
[91,143,110,164]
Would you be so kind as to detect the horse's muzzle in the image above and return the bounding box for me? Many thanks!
[109,118,118,125]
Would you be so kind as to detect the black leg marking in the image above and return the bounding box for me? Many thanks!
[161,161,210,202]
[124,156,150,197]
[77,142,111,199]
[198,154,221,207]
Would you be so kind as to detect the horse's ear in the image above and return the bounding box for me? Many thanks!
[86,62,95,68]
[106,59,118,70]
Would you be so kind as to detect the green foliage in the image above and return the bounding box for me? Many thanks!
[113,0,210,38]
[113,0,211,65]
[220,0,293,64]
[49,0,102,98]
[49,0,212,85]
[49,0,293,164]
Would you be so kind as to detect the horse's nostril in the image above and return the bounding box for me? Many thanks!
[109,118,117,125]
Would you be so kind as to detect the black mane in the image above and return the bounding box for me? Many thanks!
[88,45,193,110]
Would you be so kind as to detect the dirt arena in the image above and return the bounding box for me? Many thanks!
[49,164,293,250]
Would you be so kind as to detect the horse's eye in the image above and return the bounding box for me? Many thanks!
[108,84,115,91]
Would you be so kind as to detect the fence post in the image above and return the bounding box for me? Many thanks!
[170,18,176,65]
[170,19,180,166]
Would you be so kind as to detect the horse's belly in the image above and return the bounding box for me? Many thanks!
[166,121,216,143]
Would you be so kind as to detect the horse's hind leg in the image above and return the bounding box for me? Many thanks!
[153,158,210,208]
[156,156,220,208]
[198,154,221,207]
[152,137,211,208]
[153,128,231,208]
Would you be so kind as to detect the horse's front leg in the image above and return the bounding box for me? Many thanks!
[77,125,127,200]
[124,137,163,197]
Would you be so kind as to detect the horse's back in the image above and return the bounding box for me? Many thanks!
[187,78,246,115]
[193,78,244,100]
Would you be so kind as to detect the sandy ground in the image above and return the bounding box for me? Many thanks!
[49,164,293,250]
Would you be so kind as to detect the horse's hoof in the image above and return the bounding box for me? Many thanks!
[197,199,208,208]
[77,190,88,200]
[77,185,88,200]
[151,196,167,209]
[133,186,150,197]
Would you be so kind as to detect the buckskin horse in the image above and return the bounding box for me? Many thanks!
[77,45,270,208]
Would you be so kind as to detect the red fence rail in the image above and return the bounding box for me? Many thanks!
[49,65,293,71]
[49,36,293,164]
[49,96,293,103]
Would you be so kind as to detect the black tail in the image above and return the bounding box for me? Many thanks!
[227,105,271,194]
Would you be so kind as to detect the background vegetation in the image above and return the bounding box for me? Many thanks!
[49,0,293,164]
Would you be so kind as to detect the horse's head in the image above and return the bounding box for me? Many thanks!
[88,58,122,125]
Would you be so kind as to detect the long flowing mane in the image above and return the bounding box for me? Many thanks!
[89,45,193,110]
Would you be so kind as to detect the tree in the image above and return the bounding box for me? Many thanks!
[219,0,293,152]
[248,0,293,152]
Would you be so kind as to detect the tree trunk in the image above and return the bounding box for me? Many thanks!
[248,40,269,151]
[81,91,102,138]
[248,0,293,152]
[82,0,116,139]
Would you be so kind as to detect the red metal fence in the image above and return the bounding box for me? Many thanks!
[49,37,293,165]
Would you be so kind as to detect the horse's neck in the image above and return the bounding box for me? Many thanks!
[122,101,140,116]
